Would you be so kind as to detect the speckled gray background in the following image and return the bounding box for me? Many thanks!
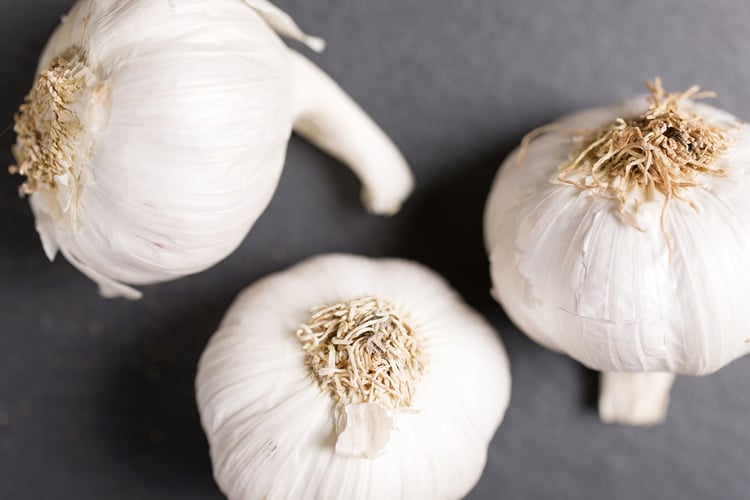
[2,0,750,498]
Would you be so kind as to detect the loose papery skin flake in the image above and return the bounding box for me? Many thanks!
[484,93,750,424]
[196,254,511,500]
[11,0,413,299]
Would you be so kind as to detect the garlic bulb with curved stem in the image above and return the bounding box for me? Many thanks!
[11,0,413,299]
[196,254,510,499]
[484,80,750,426]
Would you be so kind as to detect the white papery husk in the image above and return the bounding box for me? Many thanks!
[24,0,321,299]
[485,97,750,376]
[196,254,510,500]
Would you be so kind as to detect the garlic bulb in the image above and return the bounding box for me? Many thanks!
[11,0,413,299]
[484,80,750,426]
[196,254,510,499]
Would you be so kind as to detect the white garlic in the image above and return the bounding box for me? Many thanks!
[196,254,510,499]
[484,81,750,426]
[11,0,413,299]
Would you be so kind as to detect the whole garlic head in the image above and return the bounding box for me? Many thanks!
[196,254,510,499]
[12,0,413,299]
[484,81,750,424]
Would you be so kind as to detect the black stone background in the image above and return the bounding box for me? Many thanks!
[2,0,750,498]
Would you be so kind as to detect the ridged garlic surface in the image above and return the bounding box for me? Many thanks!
[12,0,413,299]
[484,85,750,425]
[196,254,510,500]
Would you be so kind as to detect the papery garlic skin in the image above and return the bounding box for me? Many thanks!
[16,0,413,299]
[485,97,750,423]
[196,254,510,500]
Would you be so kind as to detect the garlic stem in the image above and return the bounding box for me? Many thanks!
[599,371,676,426]
[288,50,414,215]
[335,402,393,458]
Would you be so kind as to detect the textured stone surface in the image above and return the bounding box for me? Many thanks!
[2,0,750,498]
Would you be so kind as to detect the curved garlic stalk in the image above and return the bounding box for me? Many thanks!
[289,50,413,215]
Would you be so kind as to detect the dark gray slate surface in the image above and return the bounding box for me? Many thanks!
[2,0,750,498]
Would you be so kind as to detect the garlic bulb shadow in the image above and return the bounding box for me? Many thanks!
[10,0,414,300]
[102,289,239,494]
[390,142,518,315]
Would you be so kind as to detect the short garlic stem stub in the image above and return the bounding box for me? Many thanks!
[296,296,424,457]
[599,372,676,426]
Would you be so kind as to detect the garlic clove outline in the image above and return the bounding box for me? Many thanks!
[334,402,393,458]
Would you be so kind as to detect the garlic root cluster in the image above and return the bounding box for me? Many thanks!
[10,0,413,299]
[196,254,510,499]
[485,80,750,426]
